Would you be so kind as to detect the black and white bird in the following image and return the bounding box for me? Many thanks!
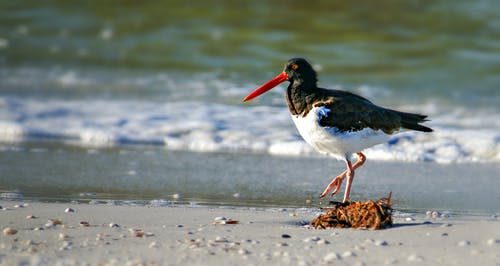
[244,58,432,202]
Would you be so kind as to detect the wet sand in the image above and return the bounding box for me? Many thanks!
[1,200,499,265]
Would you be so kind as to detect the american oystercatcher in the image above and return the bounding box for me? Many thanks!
[243,58,432,203]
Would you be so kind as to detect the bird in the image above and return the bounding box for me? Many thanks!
[243,58,432,203]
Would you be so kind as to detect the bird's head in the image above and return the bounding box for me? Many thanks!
[243,58,318,103]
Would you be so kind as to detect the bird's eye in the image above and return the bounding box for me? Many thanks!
[291,63,299,70]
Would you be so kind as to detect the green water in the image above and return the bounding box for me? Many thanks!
[1,1,499,107]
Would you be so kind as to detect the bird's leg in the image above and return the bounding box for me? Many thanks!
[319,152,366,199]
[342,152,366,202]
[342,159,354,202]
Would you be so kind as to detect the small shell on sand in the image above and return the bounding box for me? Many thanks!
[109,223,120,228]
[149,241,159,248]
[3,227,18,235]
[407,254,424,262]
[64,208,75,213]
[45,219,62,228]
[213,216,239,225]
[303,236,321,243]
[79,221,90,227]
[26,215,37,219]
[487,238,499,245]
[51,219,63,225]
[323,252,341,262]
[214,236,228,243]
[129,228,145,237]
[58,233,69,240]
[342,251,356,258]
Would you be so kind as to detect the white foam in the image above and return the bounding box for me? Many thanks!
[0,96,498,164]
[0,121,24,142]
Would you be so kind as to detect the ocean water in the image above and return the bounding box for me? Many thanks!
[1,1,499,213]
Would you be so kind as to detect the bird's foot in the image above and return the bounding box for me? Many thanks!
[319,173,346,198]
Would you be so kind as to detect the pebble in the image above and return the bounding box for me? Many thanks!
[14,204,24,208]
[44,222,56,228]
[323,252,341,262]
[457,240,471,247]
[281,234,291,239]
[33,227,44,231]
[405,217,415,222]
[374,240,389,246]
[26,215,37,219]
[109,223,120,228]
[303,236,321,243]
[58,233,69,241]
[238,248,250,255]
[60,241,72,251]
[215,236,228,243]
[3,228,18,236]
[232,193,240,198]
[129,228,145,237]
[317,239,330,245]
[149,241,160,248]
[64,208,75,213]
[214,216,227,222]
[407,254,424,262]
[79,221,90,227]
[50,219,63,225]
[342,251,356,258]
[213,216,238,225]
[176,224,183,228]
[276,242,288,247]
[487,238,500,245]
[172,194,181,199]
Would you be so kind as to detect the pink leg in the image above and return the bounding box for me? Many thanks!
[320,152,366,200]
[342,159,354,202]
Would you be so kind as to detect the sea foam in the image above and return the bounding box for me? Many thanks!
[0,96,498,164]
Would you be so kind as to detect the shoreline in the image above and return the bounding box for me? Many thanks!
[1,200,499,265]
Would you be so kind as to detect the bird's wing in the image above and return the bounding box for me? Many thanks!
[314,90,403,134]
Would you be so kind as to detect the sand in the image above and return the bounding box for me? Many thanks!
[1,200,499,266]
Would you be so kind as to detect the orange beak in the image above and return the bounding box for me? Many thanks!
[243,72,289,102]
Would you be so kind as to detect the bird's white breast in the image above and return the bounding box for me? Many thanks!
[291,106,391,159]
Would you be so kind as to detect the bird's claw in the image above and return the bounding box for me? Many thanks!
[319,175,345,198]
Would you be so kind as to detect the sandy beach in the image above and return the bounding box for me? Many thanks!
[1,200,499,265]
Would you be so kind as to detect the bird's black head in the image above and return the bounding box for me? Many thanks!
[283,58,318,87]
[242,57,318,103]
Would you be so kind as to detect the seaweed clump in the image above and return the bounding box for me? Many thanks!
[312,193,392,230]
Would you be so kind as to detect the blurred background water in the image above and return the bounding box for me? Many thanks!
[0,1,499,212]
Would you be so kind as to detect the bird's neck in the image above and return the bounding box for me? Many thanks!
[285,80,318,116]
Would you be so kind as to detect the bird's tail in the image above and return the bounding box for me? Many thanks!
[396,111,433,132]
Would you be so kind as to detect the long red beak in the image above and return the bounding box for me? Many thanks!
[243,72,289,102]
